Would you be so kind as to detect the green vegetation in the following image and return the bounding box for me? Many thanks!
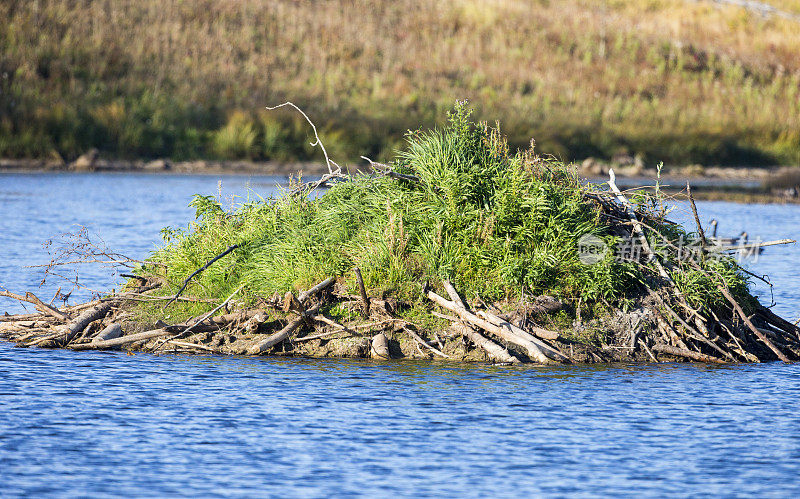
[143,105,751,327]
[2,0,800,165]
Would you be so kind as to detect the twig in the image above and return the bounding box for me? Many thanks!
[686,182,707,248]
[717,284,790,362]
[163,244,239,308]
[155,284,245,351]
[354,267,370,318]
[266,102,336,174]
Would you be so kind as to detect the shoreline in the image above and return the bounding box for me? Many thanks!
[4,157,799,203]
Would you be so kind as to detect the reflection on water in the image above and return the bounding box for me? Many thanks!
[2,173,800,496]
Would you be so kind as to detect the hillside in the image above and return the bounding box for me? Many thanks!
[1,0,799,166]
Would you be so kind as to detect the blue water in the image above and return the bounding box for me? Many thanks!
[2,172,800,496]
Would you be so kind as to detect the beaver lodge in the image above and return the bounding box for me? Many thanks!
[2,104,799,365]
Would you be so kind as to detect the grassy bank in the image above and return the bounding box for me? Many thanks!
[1,0,799,166]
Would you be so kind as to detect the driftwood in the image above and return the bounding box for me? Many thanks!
[402,325,450,359]
[450,323,519,364]
[370,332,391,359]
[93,323,123,342]
[427,286,553,363]
[43,302,113,347]
[0,289,69,321]
[248,303,323,354]
[717,284,790,362]
[247,277,334,354]
[71,328,171,350]
[653,344,725,364]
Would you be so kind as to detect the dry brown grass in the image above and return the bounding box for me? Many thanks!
[1,0,799,165]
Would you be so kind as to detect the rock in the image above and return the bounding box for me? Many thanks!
[143,159,171,171]
[611,152,635,167]
[683,164,706,177]
[70,148,99,171]
[370,332,391,359]
[581,157,607,176]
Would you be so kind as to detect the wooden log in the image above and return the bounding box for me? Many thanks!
[298,277,335,303]
[450,323,519,364]
[476,311,569,362]
[71,328,171,350]
[479,310,559,341]
[0,290,70,321]
[41,302,113,347]
[427,289,554,364]
[370,332,391,359]
[402,326,450,359]
[247,304,321,355]
[92,323,123,343]
[64,302,113,345]
[653,344,726,364]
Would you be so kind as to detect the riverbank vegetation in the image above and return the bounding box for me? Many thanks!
[2,104,799,364]
[2,0,800,166]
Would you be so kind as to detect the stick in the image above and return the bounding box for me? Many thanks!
[652,344,726,363]
[248,304,322,354]
[428,288,553,364]
[450,323,519,364]
[717,285,790,362]
[167,340,220,353]
[354,267,370,318]
[686,182,707,248]
[163,244,239,308]
[71,329,171,351]
[266,102,336,174]
[402,326,450,359]
[155,284,244,350]
[0,289,70,321]
[608,169,672,283]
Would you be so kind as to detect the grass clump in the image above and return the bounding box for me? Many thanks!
[141,104,751,327]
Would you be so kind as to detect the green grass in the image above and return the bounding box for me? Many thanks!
[139,104,752,327]
[1,0,799,165]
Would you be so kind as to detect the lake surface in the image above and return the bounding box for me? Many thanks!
[2,172,800,496]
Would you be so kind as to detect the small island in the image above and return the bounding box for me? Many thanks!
[2,105,799,365]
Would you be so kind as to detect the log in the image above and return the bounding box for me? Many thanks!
[479,310,559,341]
[427,288,554,364]
[653,344,726,364]
[402,326,450,359]
[440,281,568,362]
[297,277,335,303]
[92,323,123,343]
[0,290,70,321]
[476,311,569,362]
[71,328,171,350]
[247,304,321,354]
[450,323,519,364]
[370,332,391,359]
[42,302,113,347]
